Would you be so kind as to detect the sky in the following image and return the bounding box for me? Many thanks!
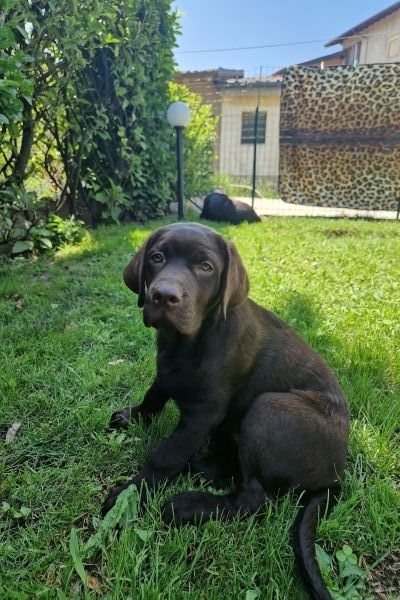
[173,0,395,77]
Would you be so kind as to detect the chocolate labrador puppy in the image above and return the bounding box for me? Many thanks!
[102,222,350,600]
[200,191,261,224]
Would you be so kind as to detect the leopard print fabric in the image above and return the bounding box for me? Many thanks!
[279,64,400,211]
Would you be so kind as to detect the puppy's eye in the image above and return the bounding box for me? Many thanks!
[201,262,213,272]
[150,252,164,264]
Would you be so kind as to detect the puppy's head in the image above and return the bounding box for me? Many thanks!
[123,223,249,335]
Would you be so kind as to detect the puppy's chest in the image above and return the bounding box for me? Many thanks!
[157,349,219,401]
[159,356,205,389]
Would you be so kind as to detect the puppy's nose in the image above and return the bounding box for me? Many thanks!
[150,283,182,307]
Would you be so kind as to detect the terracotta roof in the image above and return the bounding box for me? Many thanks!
[326,1,400,47]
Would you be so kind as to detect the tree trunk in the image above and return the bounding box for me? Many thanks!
[11,99,35,186]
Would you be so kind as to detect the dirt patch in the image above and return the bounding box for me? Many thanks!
[320,229,359,237]
[368,547,400,599]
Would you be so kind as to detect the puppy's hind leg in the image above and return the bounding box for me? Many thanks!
[188,429,241,489]
[162,478,266,525]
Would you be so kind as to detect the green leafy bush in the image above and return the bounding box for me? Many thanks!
[46,214,85,247]
[0,186,54,255]
[0,7,33,126]
[1,1,179,223]
[169,81,218,199]
[0,186,84,256]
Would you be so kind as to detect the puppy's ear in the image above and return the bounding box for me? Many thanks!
[220,240,249,318]
[123,230,161,307]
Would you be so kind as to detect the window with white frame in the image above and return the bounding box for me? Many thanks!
[346,41,362,65]
[241,111,267,144]
[387,35,400,59]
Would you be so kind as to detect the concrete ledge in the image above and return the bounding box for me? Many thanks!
[236,197,399,220]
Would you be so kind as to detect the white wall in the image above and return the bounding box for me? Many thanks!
[219,88,281,185]
[342,10,400,64]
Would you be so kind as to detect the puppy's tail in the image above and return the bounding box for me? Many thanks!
[293,486,340,600]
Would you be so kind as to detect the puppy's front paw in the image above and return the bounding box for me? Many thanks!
[101,482,131,517]
[109,408,131,430]
[109,405,147,429]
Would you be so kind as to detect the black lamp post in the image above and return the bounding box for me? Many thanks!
[167,101,191,220]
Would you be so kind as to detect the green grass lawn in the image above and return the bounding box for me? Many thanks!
[1,215,399,599]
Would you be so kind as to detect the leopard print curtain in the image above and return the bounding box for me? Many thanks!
[279,64,400,211]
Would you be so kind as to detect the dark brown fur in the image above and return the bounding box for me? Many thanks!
[200,192,261,224]
[102,222,350,600]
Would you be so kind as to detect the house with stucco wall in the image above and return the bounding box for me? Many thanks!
[326,1,400,64]
[176,69,283,189]
[175,3,400,193]
[215,77,282,189]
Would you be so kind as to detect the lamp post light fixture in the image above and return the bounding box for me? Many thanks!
[167,101,191,220]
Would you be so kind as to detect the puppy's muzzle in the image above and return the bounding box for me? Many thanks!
[149,282,182,310]
[143,280,185,329]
